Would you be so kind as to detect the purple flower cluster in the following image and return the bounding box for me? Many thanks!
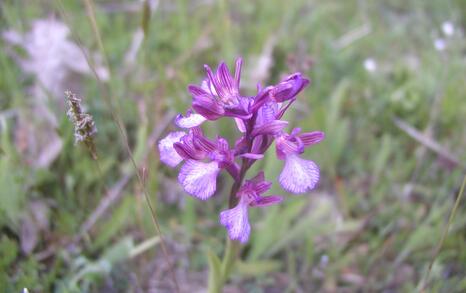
[158,58,324,243]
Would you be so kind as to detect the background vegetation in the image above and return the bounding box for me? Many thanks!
[1,0,465,292]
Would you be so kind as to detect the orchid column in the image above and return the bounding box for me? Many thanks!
[158,58,324,291]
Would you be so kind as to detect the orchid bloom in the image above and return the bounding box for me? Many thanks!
[188,58,251,120]
[159,128,238,200]
[158,57,324,242]
[220,172,282,243]
[276,128,325,193]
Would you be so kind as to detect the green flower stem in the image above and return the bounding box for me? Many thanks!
[221,238,240,282]
[208,238,241,293]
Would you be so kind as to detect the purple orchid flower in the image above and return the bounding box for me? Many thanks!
[158,57,324,243]
[158,131,185,167]
[220,172,282,243]
[276,128,325,193]
[188,58,252,120]
[160,128,238,200]
[175,109,206,128]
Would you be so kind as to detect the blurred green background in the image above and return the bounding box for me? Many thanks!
[1,0,465,292]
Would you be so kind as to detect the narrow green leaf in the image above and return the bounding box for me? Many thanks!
[207,251,223,293]
[141,0,151,37]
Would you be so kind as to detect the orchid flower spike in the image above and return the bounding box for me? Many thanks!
[158,57,324,242]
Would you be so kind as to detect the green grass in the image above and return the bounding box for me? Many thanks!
[0,0,465,292]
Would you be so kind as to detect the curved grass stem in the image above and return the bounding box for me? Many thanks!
[420,173,466,291]
[56,1,179,291]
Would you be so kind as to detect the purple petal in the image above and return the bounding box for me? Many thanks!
[223,106,252,119]
[219,199,251,243]
[193,133,217,153]
[250,195,283,207]
[254,180,272,195]
[276,99,296,119]
[217,62,236,94]
[251,86,273,112]
[279,154,320,194]
[188,84,210,98]
[234,136,248,154]
[201,79,218,96]
[216,137,230,152]
[178,160,220,200]
[173,142,205,160]
[234,118,246,133]
[204,65,217,86]
[271,73,310,102]
[291,128,301,136]
[204,63,238,106]
[251,136,265,154]
[175,111,207,128]
[241,172,271,195]
[173,129,208,160]
[256,102,279,125]
[251,120,288,137]
[192,95,225,120]
[300,131,325,146]
[239,153,264,160]
[158,131,185,167]
[275,135,304,159]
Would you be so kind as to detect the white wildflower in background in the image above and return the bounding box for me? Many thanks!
[2,18,108,168]
[434,38,446,51]
[320,254,329,267]
[243,36,277,88]
[363,58,377,72]
[14,108,63,169]
[441,21,454,37]
[2,18,108,100]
